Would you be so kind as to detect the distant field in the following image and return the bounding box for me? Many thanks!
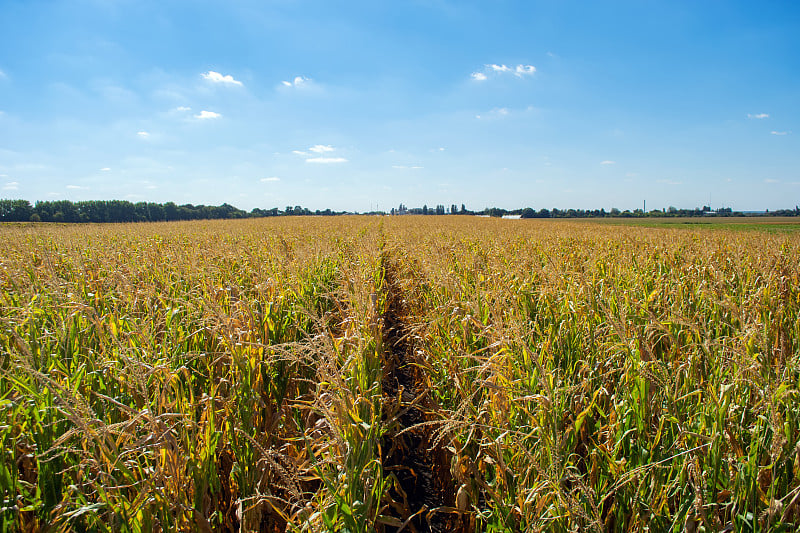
[2,217,799,532]
[589,216,800,232]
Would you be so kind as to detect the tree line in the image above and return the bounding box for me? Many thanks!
[2,198,799,223]
[0,200,350,223]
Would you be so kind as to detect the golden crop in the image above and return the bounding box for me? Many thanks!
[1,217,799,532]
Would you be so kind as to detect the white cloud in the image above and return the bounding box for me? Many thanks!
[515,65,536,76]
[260,176,280,182]
[771,130,790,135]
[176,106,191,112]
[489,64,511,73]
[292,145,347,164]
[66,185,89,190]
[747,113,769,119]
[306,157,348,164]
[195,110,221,120]
[202,71,242,86]
[137,131,150,138]
[657,179,682,186]
[2,181,19,191]
[100,167,111,171]
[473,63,537,81]
[0,69,6,79]
[764,178,780,183]
[392,165,407,169]
[282,76,311,88]
[600,160,616,165]
[309,144,335,153]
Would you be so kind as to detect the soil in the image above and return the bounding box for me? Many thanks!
[379,255,470,533]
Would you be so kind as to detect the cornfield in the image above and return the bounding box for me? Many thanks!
[1,217,799,532]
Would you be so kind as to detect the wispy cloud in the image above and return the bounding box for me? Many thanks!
[175,106,191,112]
[66,185,89,190]
[293,145,347,163]
[0,69,6,79]
[657,179,682,186]
[137,131,150,138]
[195,110,221,120]
[473,63,536,81]
[600,160,616,165]
[100,167,111,171]
[764,178,780,183]
[309,144,334,153]
[476,107,510,120]
[307,157,347,164]
[282,76,311,88]
[392,165,423,169]
[202,71,242,86]
[260,176,280,182]
[747,113,769,119]
[2,181,18,191]
[771,130,790,135]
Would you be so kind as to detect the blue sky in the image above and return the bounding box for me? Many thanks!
[1,0,798,212]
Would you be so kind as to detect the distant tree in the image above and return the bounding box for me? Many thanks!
[0,199,33,221]
[521,207,535,219]
[164,202,179,221]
